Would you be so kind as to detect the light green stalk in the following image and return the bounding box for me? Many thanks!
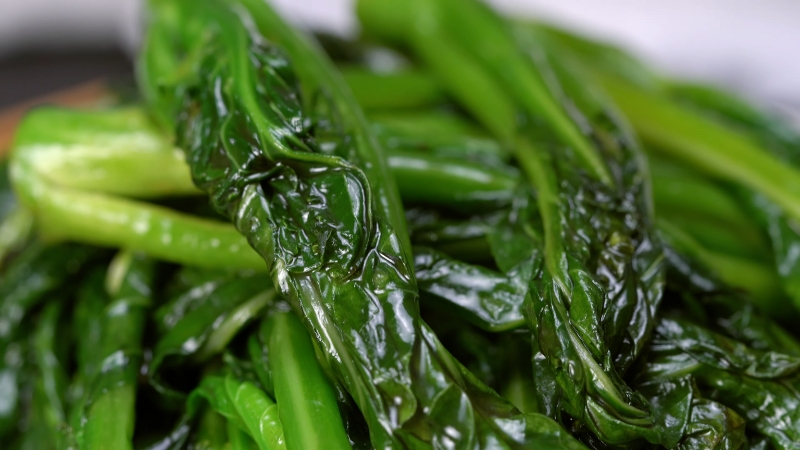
[602,78,800,223]
[0,207,32,264]
[10,107,264,270]
[658,219,789,317]
[266,312,352,450]
[341,67,445,110]
[188,375,286,450]
[80,252,154,450]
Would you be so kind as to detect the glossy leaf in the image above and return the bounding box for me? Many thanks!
[186,374,285,450]
[676,398,746,450]
[648,318,800,449]
[357,0,672,445]
[141,0,590,447]
[149,271,273,396]
[414,246,532,332]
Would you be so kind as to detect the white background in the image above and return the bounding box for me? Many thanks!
[2,0,799,114]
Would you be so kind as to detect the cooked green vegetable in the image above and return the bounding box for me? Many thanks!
[149,271,274,396]
[65,270,109,448]
[414,246,529,332]
[185,374,285,450]
[341,68,446,111]
[357,0,687,445]
[10,108,262,270]
[77,252,154,450]
[140,0,591,448]
[3,0,800,448]
[266,312,351,450]
[21,302,70,450]
[531,25,800,317]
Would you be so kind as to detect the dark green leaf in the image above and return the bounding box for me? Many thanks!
[149,272,273,396]
[647,317,800,449]
[677,398,746,450]
[414,246,532,332]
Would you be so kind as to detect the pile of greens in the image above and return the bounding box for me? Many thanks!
[3,0,800,448]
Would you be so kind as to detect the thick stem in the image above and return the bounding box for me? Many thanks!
[657,219,789,317]
[11,106,523,270]
[12,107,198,197]
[82,252,153,450]
[387,150,516,207]
[228,378,286,450]
[433,0,612,184]
[267,312,352,450]
[340,67,445,111]
[650,160,755,231]
[11,149,264,270]
[515,138,570,295]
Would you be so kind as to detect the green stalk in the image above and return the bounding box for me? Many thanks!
[266,312,352,450]
[408,31,518,142]
[82,375,138,450]
[11,108,263,270]
[657,219,788,317]
[369,110,485,138]
[31,302,70,450]
[16,180,263,270]
[231,381,285,450]
[227,420,259,450]
[340,67,445,110]
[194,409,228,450]
[515,138,571,294]
[370,114,511,167]
[0,207,32,265]
[663,214,770,262]
[602,77,800,222]
[194,290,275,361]
[66,270,108,448]
[649,153,769,259]
[387,149,516,208]
[187,375,285,450]
[650,162,757,233]
[247,320,274,398]
[502,370,539,414]
[80,252,154,450]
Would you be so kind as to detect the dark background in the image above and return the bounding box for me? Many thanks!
[0,50,131,109]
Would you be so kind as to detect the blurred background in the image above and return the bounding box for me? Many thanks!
[1,0,799,120]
